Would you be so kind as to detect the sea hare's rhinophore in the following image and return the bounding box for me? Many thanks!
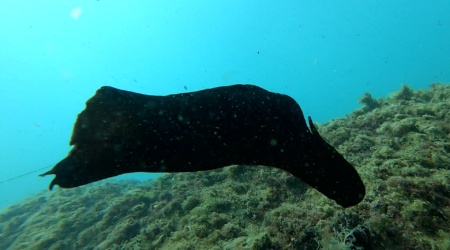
[40,84,365,207]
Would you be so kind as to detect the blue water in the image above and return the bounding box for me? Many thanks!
[0,0,449,210]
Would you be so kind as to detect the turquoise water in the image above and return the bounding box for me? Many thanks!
[0,1,449,209]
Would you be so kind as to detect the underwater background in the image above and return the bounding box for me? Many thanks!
[0,1,449,249]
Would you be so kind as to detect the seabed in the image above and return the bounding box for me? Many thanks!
[1,83,449,249]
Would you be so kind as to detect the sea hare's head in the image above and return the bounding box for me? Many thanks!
[304,116,365,208]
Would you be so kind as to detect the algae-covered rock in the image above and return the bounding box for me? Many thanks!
[0,83,449,249]
[393,84,414,101]
[359,92,380,111]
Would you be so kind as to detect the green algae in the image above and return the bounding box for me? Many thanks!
[1,83,449,249]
